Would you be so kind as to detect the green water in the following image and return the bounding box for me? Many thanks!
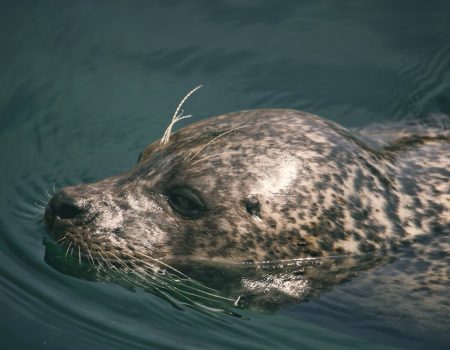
[0,1,449,349]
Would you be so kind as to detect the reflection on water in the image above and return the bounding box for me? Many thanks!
[1,0,449,349]
[43,235,391,316]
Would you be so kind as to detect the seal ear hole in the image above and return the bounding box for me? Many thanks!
[245,197,261,218]
[167,187,205,219]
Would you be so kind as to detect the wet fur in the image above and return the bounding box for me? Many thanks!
[45,109,449,326]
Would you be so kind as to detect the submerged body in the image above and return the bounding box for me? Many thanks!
[44,109,449,322]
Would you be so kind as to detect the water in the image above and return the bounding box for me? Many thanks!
[1,1,449,349]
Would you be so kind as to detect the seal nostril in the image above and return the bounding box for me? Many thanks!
[45,188,89,225]
[56,203,85,219]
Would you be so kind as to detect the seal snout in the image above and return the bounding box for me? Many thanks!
[44,188,88,235]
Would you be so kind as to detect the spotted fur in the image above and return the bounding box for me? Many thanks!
[44,109,449,318]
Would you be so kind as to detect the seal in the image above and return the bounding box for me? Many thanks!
[43,97,449,317]
[44,109,449,262]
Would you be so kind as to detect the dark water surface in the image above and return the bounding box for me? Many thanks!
[1,1,449,349]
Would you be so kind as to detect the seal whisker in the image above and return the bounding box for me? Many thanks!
[35,197,48,205]
[64,242,72,260]
[130,262,233,302]
[85,245,96,267]
[187,125,249,163]
[105,250,134,270]
[121,266,227,317]
[34,202,46,211]
[96,252,112,269]
[124,250,219,292]
[126,272,190,311]
[104,248,231,305]
[160,85,202,146]
[98,254,172,297]
[56,236,67,245]
[161,275,233,302]
[97,249,114,269]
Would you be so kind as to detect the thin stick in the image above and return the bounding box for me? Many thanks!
[160,85,203,145]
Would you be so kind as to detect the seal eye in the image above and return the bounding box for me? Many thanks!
[167,187,204,219]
